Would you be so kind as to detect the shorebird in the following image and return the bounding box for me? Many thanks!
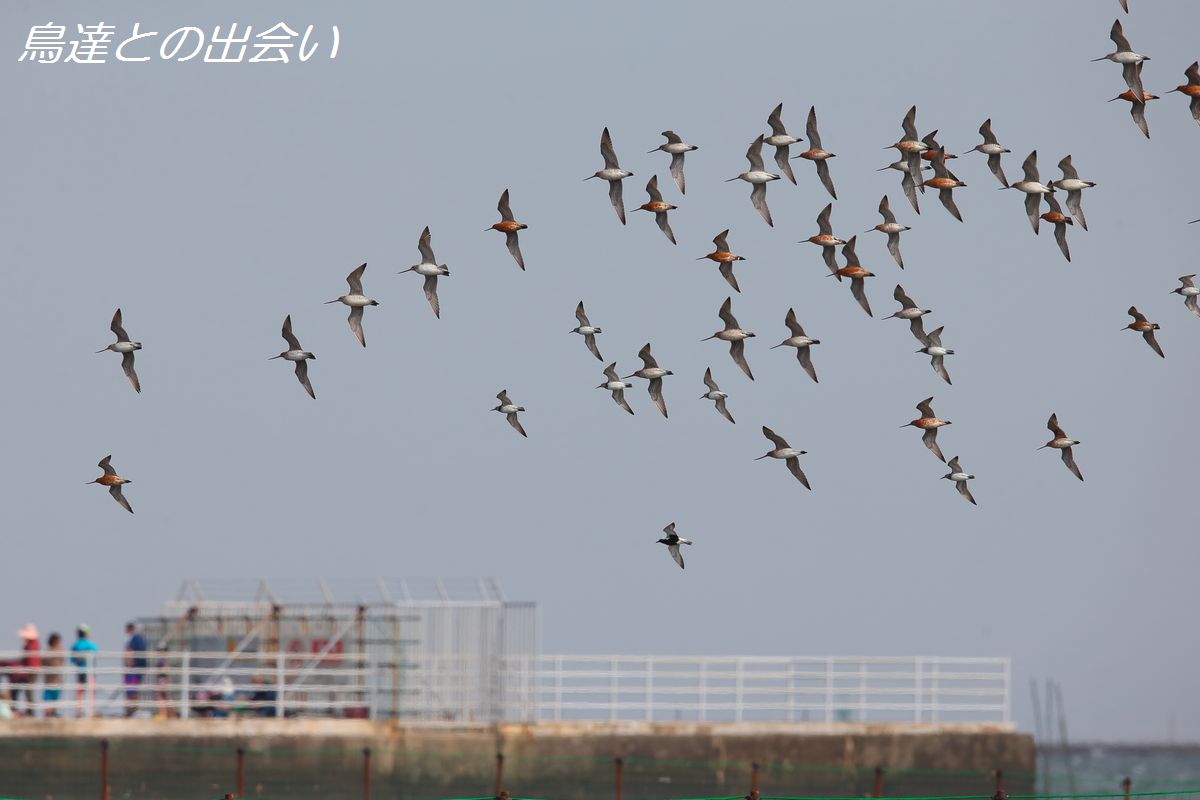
[1110,63,1157,138]
[1171,274,1200,317]
[886,285,932,344]
[571,302,603,361]
[1093,19,1150,103]
[828,237,875,317]
[585,127,633,224]
[702,297,755,380]
[597,363,634,415]
[970,119,1011,188]
[698,229,746,292]
[917,326,954,385]
[635,175,677,244]
[657,523,692,570]
[325,263,379,345]
[726,135,779,226]
[648,131,697,194]
[89,455,133,514]
[1050,156,1095,231]
[96,308,141,394]
[1167,62,1200,125]
[399,227,449,319]
[755,426,810,489]
[624,344,673,418]
[793,106,837,199]
[764,103,802,184]
[878,158,929,214]
[770,308,820,383]
[885,106,931,195]
[867,195,910,269]
[1006,151,1055,234]
[493,390,527,437]
[1123,306,1164,357]
[804,203,847,271]
[1040,193,1074,262]
[700,368,735,424]
[1039,413,1083,481]
[269,315,316,399]
[921,154,966,222]
[901,397,951,463]
[942,456,976,506]
[487,189,527,270]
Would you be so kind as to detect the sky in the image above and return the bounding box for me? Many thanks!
[1,0,1197,743]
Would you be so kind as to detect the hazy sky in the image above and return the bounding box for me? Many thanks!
[2,0,1198,742]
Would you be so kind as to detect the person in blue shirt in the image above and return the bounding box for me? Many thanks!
[123,622,148,717]
[69,625,98,715]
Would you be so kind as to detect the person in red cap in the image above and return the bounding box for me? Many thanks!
[14,624,41,717]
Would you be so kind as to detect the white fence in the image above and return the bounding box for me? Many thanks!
[0,652,1009,724]
[500,655,1011,724]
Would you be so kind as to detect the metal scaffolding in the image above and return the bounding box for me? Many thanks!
[136,577,538,721]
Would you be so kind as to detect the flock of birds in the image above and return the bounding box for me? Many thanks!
[85,3,1198,573]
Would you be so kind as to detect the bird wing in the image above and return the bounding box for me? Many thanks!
[879,195,897,224]
[1065,190,1088,231]
[1053,224,1071,262]
[645,174,663,203]
[947,456,962,472]
[1143,329,1165,358]
[668,543,685,569]
[957,480,977,506]
[1128,306,1147,323]
[281,315,302,350]
[584,333,603,361]
[505,231,525,269]
[655,211,676,245]
[1110,19,1132,52]
[746,135,766,172]
[887,231,904,268]
[922,427,946,462]
[894,284,917,309]
[901,105,919,141]
[608,180,626,225]
[798,347,818,383]
[987,153,1009,187]
[719,261,740,293]
[638,343,658,369]
[575,301,590,327]
[730,339,753,380]
[109,484,133,514]
[603,362,619,382]
[1062,448,1084,481]
[774,144,797,184]
[346,262,367,294]
[762,426,790,450]
[613,388,634,415]
[295,359,315,399]
[497,189,515,222]
[669,152,686,194]
[786,457,811,489]
[805,105,822,149]
[979,118,998,145]
[815,159,837,199]
[348,306,366,346]
[418,227,437,263]
[932,354,952,385]
[717,297,739,329]
[926,326,944,347]
[767,103,786,136]
[507,412,527,437]
[702,367,719,392]
[714,395,735,424]
[817,203,833,236]
[110,308,130,341]
[850,277,873,317]
[1129,101,1150,139]
[784,308,805,337]
[121,351,140,394]
[1021,150,1040,183]
[648,377,667,418]
[1025,193,1043,234]
[917,397,936,418]
[909,316,928,344]
[713,229,731,252]
[901,165,920,213]
[422,275,441,319]
[750,182,773,226]
[98,455,117,476]
[939,188,963,223]
[662,130,683,144]
[600,127,620,169]
[1058,155,1079,182]
[841,236,860,268]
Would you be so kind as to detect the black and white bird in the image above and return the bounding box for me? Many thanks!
[1039,413,1083,482]
[493,390,527,437]
[269,315,316,399]
[700,368,735,424]
[96,308,142,394]
[657,523,693,570]
[571,302,604,361]
[942,456,977,506]
[596,363,634,415]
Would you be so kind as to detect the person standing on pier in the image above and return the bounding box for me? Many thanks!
[70,625,98,717]
[42,632,64,717]
[123,622,148,718]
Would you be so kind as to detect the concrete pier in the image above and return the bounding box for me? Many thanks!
[0,719,1033,800]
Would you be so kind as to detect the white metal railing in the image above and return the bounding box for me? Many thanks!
[0,650,372,720]
[499,655,1011,724]
[0,651,1010,724]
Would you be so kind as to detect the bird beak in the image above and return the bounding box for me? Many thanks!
[268,355,282,360]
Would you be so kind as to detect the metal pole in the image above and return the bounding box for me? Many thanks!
[874,766,884,798]
[494,752,505,797]
[749,761,760,800]
[615,757,624,800]
[236,747,245,798]
[363,747,372,800]
[100,739,110,800]
[994,770,1006,797]
[1123,777,1132,800]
